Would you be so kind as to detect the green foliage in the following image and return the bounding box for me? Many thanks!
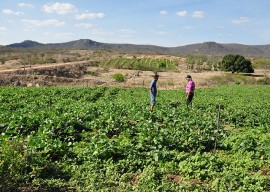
[219,54,254,73]
[257,77,270,85]
[208,74,257,85]
[185,54,210,70]
[0,136,72,191]
[158,61,167,69]
[0,137,28,190]
[112,73,125,82]
[45,57,57,63]
[101,57,178,71]
[0,85,270,191]
[0,56,7,64]
[252,58,270,68]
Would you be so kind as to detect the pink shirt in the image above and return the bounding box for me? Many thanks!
[186,80,195,93]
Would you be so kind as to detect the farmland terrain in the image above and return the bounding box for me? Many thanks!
[0,42,270,191]
[0,85,270,191]
[0,48,269,88]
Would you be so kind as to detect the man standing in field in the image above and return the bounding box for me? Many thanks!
[150,74,159,112]
[185,75,195,109]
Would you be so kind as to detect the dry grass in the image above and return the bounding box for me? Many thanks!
[1,52,269,88]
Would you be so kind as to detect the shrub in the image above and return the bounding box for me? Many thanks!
[158,61,166,69]
[219,54,254,73]
[0,56,7,64]
[112,73,125,82]
[207,74,256,85]
[45,57,57,63]
[257,77,270,85]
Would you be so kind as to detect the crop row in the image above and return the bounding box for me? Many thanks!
[0,85,270,191]
[101,57,178,71]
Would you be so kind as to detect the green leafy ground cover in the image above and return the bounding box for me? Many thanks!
[0,85,270,191]
[101,57,178,71]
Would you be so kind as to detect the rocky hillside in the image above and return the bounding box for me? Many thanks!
[5,39,270,57]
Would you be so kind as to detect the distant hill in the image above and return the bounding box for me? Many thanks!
[6,40,44,48]
[5,39,270,57]
[169,42,269,57]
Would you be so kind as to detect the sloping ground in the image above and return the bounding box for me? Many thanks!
[84,67,227,89]
[0,61,98,87]
[0,57,268,88]
[0,59,225,88]
[5,39,270,57]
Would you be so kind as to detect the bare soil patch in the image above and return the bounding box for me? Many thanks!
[0,55,268,88]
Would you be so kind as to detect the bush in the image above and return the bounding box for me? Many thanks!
[207,74,256,85]
[158,61,166,69]
[0,56,6,64]
[219,54,254,73]
[112,73,125,82]
[45,57,57,63]
[257,77,270,85]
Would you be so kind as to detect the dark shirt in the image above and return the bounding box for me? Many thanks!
[150,80,157,96]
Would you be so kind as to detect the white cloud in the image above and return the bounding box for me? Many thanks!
[160,10,168,16]
[2,9,24,15]
[43,2,77,15]
[22,19,65,27]
[75,23,94,28]
[176,11,187,17]
[192,11,204,18]
[75,12,105,20]
[17,3,34,8]
[231,17,250,24]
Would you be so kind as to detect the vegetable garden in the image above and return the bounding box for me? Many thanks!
[101,57,178,71]
[0,85,270,191]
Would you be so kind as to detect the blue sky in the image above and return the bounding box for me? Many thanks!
[0,0,270,47]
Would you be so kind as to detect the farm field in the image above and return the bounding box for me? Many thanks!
[0,85,270,191]
[0,48,269,88]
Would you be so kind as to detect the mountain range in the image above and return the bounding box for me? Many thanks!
[4,39,270,57]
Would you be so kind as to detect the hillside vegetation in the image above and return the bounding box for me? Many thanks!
[1,45,270,88]
[4,39,270,57]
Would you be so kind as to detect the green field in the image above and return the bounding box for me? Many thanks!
[0,85,270,191]
[101,57,178,71]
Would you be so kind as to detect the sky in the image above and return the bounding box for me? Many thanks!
[0,0,270,47]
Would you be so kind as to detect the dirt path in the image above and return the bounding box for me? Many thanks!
[0,59,267,88]
[0,60,91,73]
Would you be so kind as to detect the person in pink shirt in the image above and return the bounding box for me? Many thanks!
[185,75,195,109]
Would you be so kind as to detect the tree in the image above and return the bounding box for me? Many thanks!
[220,54,254,73]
